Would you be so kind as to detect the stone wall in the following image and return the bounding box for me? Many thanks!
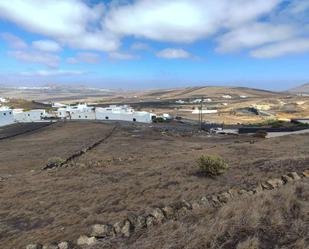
[26,170,309,249]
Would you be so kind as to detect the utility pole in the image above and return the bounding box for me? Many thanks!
[200,97,204,130]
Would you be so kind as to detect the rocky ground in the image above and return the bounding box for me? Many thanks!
[0,121,309,248]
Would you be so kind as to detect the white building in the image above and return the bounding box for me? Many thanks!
[222,95,232,99]
[0,97,8,103]
[57,104,95,120]
[0,107,15,127]
[96,105,156,123]
[192,108,218,114]
[176,100,185,104]
[13,109,47,122]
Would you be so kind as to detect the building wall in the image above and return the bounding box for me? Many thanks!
[71,111,96,120]
[0,109,15,127]
[96,108,155,123]
[14,110,46,122]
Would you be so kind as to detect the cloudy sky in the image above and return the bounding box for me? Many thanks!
[0,0,308,90]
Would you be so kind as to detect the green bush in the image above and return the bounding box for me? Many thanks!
[46,157,65,168]
[197,155,229,177]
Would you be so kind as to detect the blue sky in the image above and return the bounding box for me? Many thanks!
[0,0,308,90]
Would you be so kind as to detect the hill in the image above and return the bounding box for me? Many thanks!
[289,83,309,94]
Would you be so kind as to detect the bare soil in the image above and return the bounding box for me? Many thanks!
[0,121,308,249]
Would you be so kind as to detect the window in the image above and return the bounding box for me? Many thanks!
[85,116,88,118]
[41,113,43,116]
[3,113,6,116]
[9,112,12,115]
[133,118,136,122]
[28,114,30,116]
[79,115,81,118]
[105,116,109,120]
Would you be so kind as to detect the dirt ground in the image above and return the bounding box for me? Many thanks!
[0,121,309,249]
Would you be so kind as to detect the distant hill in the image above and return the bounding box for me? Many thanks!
[136,86,281,100]
[289,83,309,94]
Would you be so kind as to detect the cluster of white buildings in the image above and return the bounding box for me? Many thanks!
[0,103,157,127]
[57,104,156,123]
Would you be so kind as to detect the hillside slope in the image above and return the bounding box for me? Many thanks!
[289,83,309,94]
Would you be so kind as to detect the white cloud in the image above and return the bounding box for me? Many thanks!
[8,50,60,68]
[108,51,137,60]
[250,38,309,58]
[0,0,119,52]
[131,42,150,50]
[156,48,191,59]
[216,23,297,52]
[67,52,101,64]
[105,0,280,43]
[32,40,62,52]
[20,69,86,76]
[1,32,28,49]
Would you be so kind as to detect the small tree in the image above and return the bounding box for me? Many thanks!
[197,155,229,177]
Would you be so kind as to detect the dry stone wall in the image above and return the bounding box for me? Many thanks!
[26,170,309,249]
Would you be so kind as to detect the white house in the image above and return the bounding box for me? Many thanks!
[0,97,8,104]
[0,107,15,127]
[57,104,95,120]
[13,109,47,122]
[96,105,156,123]
[192,108,218,114]
[222,95,232,99]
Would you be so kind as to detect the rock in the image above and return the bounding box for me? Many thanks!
[261,182,273,190]
[288,172,301,181]
[42,244,59,249]
[161,206,175,219]
[210,195,221,206]
[113,221,125,235]
[77,235,97,246]
[227,188,239,198]
[302,170,309,177]
[135,215,146,230]
[58,241,73,249]
[91,224,114,238]
[150,208,165,223]
[180,200,192,210]
[218,192,232,203]
[121,220,133,237]
[200,196,210,206]
[252,184,263,194]
[191,201,201,210]
[266,178,283,189]
[176,207,189,217]
[282,174,294,183]
[238,189,249,195]
[146,215,155,227]
[26,244,43,249]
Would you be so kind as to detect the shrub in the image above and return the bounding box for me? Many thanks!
[46,157,65,168]
[197,155,229,177]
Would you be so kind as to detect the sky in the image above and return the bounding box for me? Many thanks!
[0,0,308,91]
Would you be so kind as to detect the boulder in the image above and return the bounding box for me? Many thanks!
[77,235,97,246]
[57,241,73,249]
[146,215,155,227]
[200,196,210,206]
[288,172,301,181]
[218,192,232,203]
[121,220,133,237]
[161,206,175,219]
[90,224,113,238]
[113,221,125,235]
[26,244,43,249]
[227,188,239,198]
[135,215,146,230]
[180,200,192,210]
[266,178,284,189]
[150,208,165,223]
[210,195,220,206]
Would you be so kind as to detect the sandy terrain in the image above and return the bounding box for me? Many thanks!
[0,121,309,248]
